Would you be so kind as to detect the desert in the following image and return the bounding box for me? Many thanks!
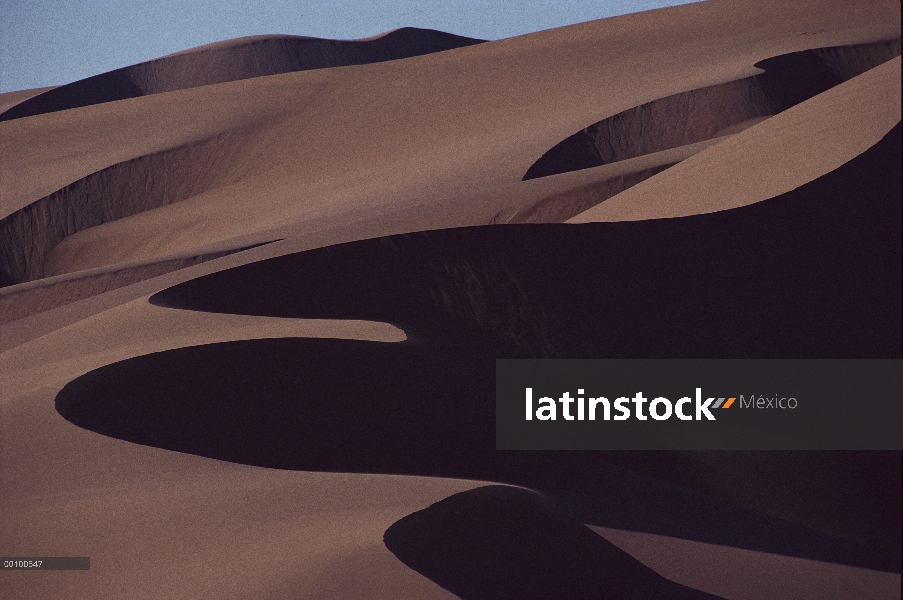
[1,0,900,598]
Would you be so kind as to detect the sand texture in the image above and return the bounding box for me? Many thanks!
[1,1,901,598]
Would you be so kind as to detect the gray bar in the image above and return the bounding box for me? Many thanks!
[1,557,90,570]
[497,359,902,450]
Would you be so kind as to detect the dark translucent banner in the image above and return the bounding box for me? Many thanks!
[496,360,902,450]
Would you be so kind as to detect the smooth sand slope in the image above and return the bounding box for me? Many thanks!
[0,28,485,122]
[2,0,899,270]
[1,0,901,598]
[1,38,899,323]
[88,123,896,551]
[0,87,56,114]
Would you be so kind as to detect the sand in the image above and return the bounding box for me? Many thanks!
[1,0,900,598]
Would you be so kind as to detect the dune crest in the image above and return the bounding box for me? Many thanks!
[384,485,725,599]
[2,2,900,598]
[0,28,485,122]
[525,39,899,181]
[569,55,901,222]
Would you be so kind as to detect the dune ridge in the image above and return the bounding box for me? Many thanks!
[0,246,254,326]
[569,55,900,222]
[524,39,899,180]
[1,40,896,289]
[2,2,901,598]
[384,485,725,599]
[0,28,485,122]
[0,87,56,113]
[0,131,248,284]
[2,0,897,287]
[56,122,894,564]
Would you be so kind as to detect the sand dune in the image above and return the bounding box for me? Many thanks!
[590,526,903,600]
[0,244,258,325]
[0,134,714,327]
[384,485,724,599]
[1,1,901,598]
[41,123,902,594]
[0,44,899,282]
[0,86,56,113]
[2,0,899,275]
[569,55,900,222]
[0,28,484,122]
[5,38,895,285]
[525,39,898,181]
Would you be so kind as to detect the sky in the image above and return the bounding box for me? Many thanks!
[0,0,700,94]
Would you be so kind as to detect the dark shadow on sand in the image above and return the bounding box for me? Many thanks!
[56,125,901,570]
[383,485,726,600]
[523,41,899,180]
[0,29,484,122]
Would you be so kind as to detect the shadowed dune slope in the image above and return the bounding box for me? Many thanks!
[0,87,56,113]
[383,485,725,600]
[3,0,897,283]
[524,39,899,180]
[0,244,262,326]
[0,131,249,284]
[55,124,901,568]
[4,4,902,599]
[0,131,755,333]
[0,28,484,122]
[2,44,896,288]
[568,55,899,223]
[52,335,901,570]
[148,123,901,359]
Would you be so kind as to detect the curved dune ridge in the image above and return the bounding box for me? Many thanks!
[1,2,896,281]
[523,39,899,180]
[383,485,725,599]
[55,124,901,572]
[0,86,56,113]
[0,42,897,295]
[1,1,899,290]
[2,1,902,599]
[0,28,485,122]
[0,243,262,325]
[0,130,249,283]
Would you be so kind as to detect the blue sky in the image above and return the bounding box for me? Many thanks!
[1,0,699,93]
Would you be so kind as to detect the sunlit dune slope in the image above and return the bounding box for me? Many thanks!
[0,28,485,122]
[1,1,901,599]
[1,0,898,286]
